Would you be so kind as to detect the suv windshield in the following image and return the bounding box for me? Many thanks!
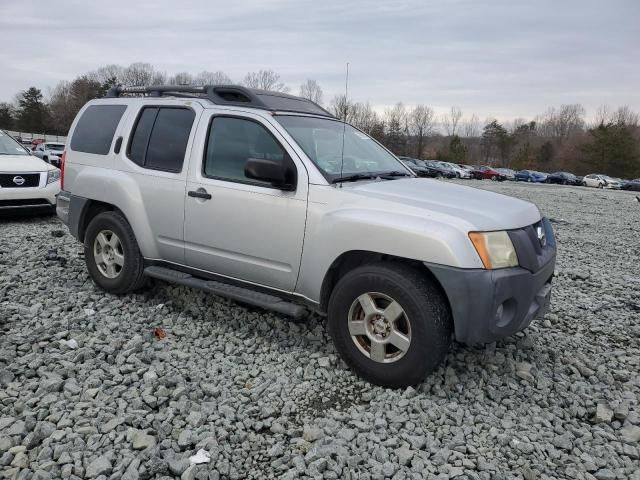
[275,115,408,181]
[0,131,29,156]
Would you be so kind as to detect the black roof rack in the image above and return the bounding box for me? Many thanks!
[105,84,334,118]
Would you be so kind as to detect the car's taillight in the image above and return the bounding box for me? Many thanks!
[60,150,66,191]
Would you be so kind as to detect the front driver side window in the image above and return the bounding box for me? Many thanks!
[203,116,288,187]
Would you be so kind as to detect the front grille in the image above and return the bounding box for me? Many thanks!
[508,218,556,273]
[0,173,41,188]
[0,198,50,207]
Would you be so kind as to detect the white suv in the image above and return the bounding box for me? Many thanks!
[0,130,60,212]
[57,85,556,387]
[32,142,66,167]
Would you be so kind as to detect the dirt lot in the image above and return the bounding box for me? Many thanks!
[0,181,639,480]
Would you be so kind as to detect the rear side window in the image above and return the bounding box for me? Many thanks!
[128,107,194,172]
[71,105,126,155]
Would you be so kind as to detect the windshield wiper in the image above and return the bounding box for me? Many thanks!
[331,173,380,184]
[379,171,412,178]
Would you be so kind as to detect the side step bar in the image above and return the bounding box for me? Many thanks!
[144,266,307,319]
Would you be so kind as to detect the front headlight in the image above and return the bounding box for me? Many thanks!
[468,231,519,269]
[47,169,61,184]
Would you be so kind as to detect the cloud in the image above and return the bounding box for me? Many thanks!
[1,0,638,120]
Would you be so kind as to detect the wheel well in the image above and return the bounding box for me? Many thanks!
[77,200,119,243]
[318,250,450,314]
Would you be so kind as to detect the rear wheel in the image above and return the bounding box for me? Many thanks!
[527,178,532,183]
[598,183,604,189]
[328,263,452,387]
[436,173,443,179]
[84,211,146,294]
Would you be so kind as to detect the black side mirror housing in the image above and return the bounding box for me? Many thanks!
[245,157,296,191]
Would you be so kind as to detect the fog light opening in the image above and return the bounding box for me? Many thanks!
[495,299,517,327]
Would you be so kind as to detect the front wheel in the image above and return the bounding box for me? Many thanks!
[328,263,452,388]
[491,175,497,181]
[84,211,146,294]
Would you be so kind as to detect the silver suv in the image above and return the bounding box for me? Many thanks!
[57,85,556,387]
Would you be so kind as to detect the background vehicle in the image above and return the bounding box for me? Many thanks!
[57,84,555,388]
[495,168,516,181]
[32,142,66,167]
[473,165,506,181]
[582,174,621,189]
[0,130,60,212]
[438,161,472,178]
[515,170,547,183]
[422,160,456,178]
[547,172,578,185]
[398,157,437,177]
[621,178,640,191]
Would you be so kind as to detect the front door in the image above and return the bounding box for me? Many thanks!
[183,112,308,292]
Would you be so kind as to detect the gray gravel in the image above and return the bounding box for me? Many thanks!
[1,182,639,480]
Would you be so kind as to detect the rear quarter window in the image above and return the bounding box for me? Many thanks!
[70,104,127,155]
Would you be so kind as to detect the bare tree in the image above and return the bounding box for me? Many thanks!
[612,105,639,127]
[538,104,585,140]
[168,72,193,85]
[594,104,612,126]
[351,102,379,134]
[193,71,232,86]
[461,114,480,137]
[384,103,408,155]
[409,105,436,158]
[330,94,354,122]
[120,63,160,86]
[242,70,288,92]
[442,106,463,136]
[299,79,323,104]
[87,64,124,85]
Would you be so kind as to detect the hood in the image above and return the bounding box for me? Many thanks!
[0,154,55,173]
[344,178,541,231]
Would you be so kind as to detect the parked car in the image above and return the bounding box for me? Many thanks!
[546,172,578,185]
[515,170,547,183]
[422,160,456,178]
[621,178,640,191]
[398,157,437,178]
[582,174,622,189]
[472,165,506,181]
[0,130,60,212]
[495,168,516,181]
[32,142,66,167]
[57,84,556,388]
[438,161,472,179]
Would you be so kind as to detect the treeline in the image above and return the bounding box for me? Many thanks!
[1,62,639,178]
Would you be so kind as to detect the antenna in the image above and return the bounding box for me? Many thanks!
[338,62,349,187]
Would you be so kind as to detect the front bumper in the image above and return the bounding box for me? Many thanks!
[427,219,556,345]
[0,180,59,210]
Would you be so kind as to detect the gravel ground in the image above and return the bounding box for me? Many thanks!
[0,182,639,480]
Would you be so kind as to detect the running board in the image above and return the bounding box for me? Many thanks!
[144,266,307,319]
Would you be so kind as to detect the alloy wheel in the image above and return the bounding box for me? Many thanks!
[93,230,125,279]
[347,292,412,363]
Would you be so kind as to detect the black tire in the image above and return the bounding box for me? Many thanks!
[436,173,443,179]
[491,175,497,181]
[84,211,146,294]
[527,178,532,183]
[598,183,604,189]
[327,262,452,388]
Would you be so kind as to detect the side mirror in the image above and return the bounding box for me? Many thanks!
[245,157,296,191]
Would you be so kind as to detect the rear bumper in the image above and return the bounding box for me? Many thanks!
[428,257,555,345]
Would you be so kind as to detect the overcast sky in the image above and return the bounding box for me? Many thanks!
[1,0,639,121]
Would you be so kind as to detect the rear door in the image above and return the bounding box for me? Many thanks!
[115,101,204,263]
[183,110,308,292]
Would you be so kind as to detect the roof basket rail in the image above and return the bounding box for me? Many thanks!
[106,84,264,104]
[104,84,334,117]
